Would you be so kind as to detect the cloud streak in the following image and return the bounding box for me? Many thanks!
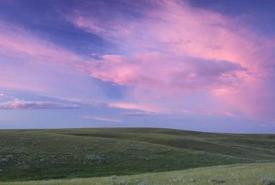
[0,21,83,92]
[0,22,80,64]
[0,100,80,110]
[82,115,122,123]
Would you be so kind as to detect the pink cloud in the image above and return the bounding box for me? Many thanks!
[0,21,83,92]
[108,101,162,113]
[0,22,80,64]
[1,0,274,122]
[84,53,247,92]
[71,0,275,120]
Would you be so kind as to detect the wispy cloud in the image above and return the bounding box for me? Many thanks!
[108,101,163,113]
[82,115,122,122]
[0,22,80,64]
[0,91,82,110]
[0,21,82,92]
[0,100,80,110]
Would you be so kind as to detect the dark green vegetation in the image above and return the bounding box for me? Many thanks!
[0,128,275,181]
[3,163,275,185]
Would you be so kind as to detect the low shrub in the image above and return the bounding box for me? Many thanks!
[262,177,275,185]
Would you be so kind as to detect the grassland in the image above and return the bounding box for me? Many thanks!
[0,128,275,182]
[3,163,275,185]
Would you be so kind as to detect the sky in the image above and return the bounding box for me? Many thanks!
[0,0,275,133]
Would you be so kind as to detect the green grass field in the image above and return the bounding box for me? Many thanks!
[3,163,275,185]
[0,128,275,183]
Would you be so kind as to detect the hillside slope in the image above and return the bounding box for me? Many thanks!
[0,128,275,181]
[3,163,275,185]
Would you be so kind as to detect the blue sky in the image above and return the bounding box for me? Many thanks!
[0,0,275,133]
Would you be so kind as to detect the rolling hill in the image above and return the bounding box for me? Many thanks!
[2,163,275,185]
[0,128,275,182]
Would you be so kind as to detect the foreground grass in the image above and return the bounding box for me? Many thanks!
[3,163,275,185]
[0,128,275,181]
